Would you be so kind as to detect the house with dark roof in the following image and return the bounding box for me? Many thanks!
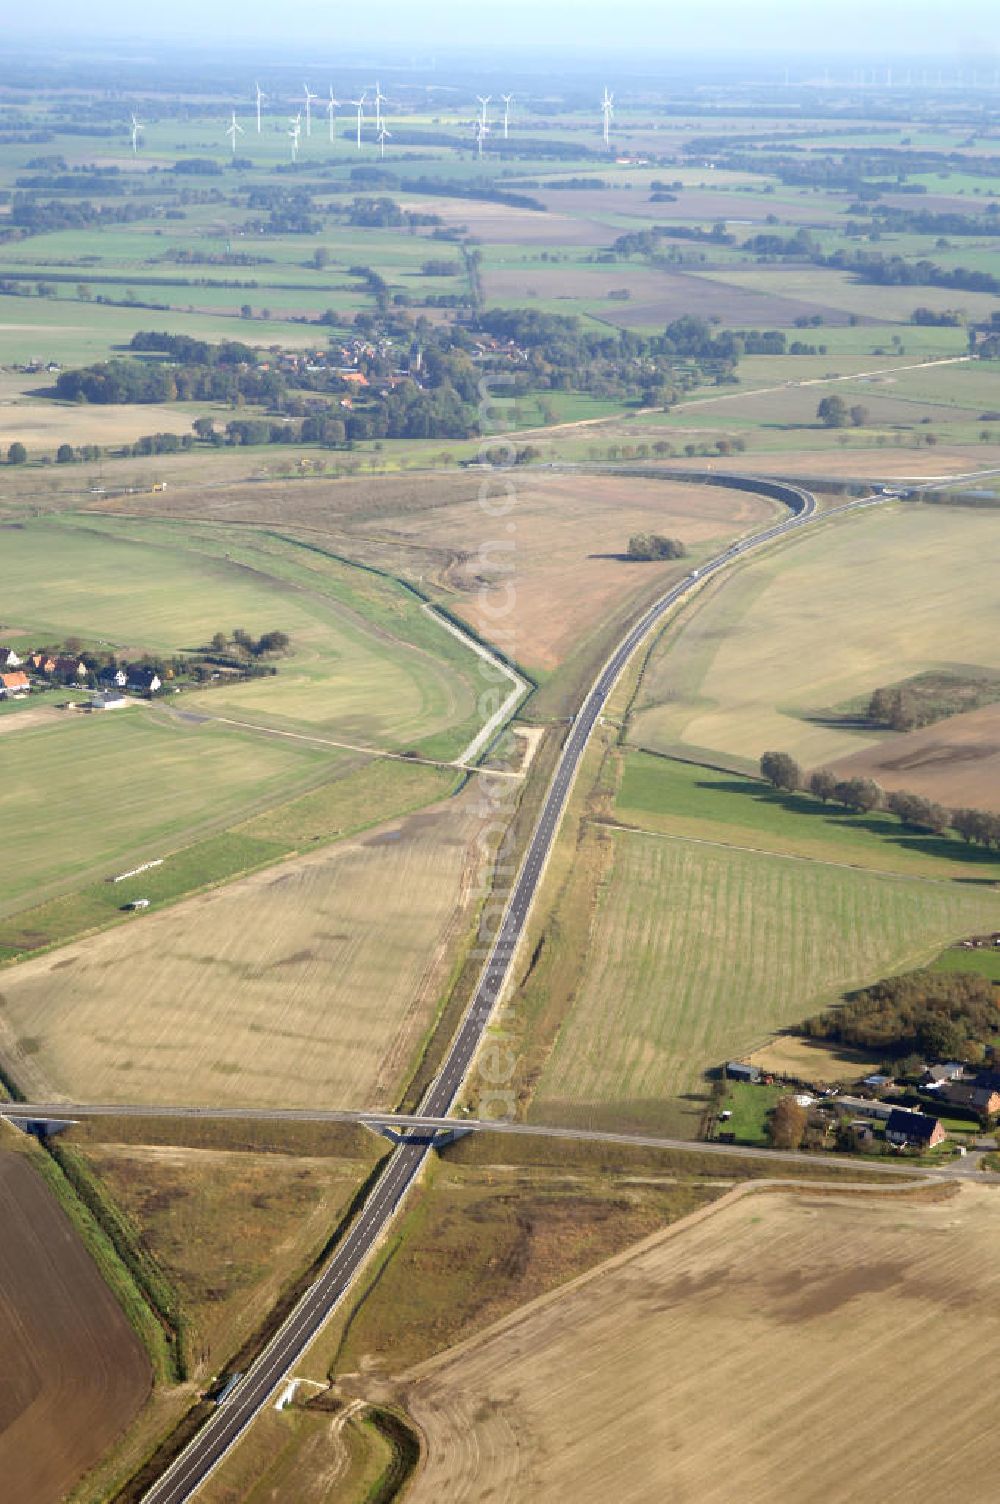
[53,656,87,681]
[126,666,162,695]
[98,665,128,689]
[941,1073,1000,1117]
[0,647,23,669]
[885,1109,945,1150]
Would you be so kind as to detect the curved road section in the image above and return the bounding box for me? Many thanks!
[140,475,865,1503]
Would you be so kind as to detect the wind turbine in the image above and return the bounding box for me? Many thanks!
[326,87,341,144]
[288,112,302,162]
[353,93,367,150]
[477,94,491,128]
[226,110,244,156]
[475,119,489,159]
[601,86,614,148]
[130,112,142,154]
[501,92,514,140]
[378,125,391,160]
[302,83,317,137]
[254,81,266,134]
[374,80,386,132]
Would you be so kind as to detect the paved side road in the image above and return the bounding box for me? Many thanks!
[64,474,885,1503]
[3,1098,980,1180]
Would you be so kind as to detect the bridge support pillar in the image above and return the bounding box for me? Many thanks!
[364,1124,474,1151]
[4,1116,77,1139]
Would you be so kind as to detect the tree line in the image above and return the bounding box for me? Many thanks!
[760,751,1000,849]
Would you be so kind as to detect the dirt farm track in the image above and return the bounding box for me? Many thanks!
[0,1148,151,1504]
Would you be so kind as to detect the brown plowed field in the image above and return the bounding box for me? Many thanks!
[0,1149,151,1504]
[830,700,1000,811]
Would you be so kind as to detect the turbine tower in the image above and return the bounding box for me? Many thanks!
[226,110,244,156]
[501,92,514,140]
[288,112,302,162]
[254,81,266,134]
[378,125,391,160]
[130,112,142,154]
[374,81,386,132]
[477,94,491,128]
[475,118,489,159]
[303,83,317,137]
[601,87,614,148]
[353,93,367,150]
[326,87,341,144]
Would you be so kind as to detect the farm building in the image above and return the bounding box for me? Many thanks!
[90,691,127,711]
[885,1109,945,1150]
[0,646,24,668]
[98,665,128,689]
[726,1061,761,1083]
[923,1062,966,1087]
[0,670,30,698]
[835,1096,894,1122]
[28,653,56,674]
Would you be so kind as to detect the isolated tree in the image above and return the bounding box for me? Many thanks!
[809,768,838,803]
[55,443,75,464]
[849,404,870,428]
[768,1096,808,1151]
[760,750,802,793]
[209,631,228,654]
[7,442,26,465]
[626,533,687,561]
[193,416,216,440]
[817,395,849,428]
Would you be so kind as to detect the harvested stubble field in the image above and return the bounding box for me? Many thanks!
[404,1182,1000,1504]
[525,825,1000,1136]
[106,470,775,679]
[479,261,848,329]
[74,1140,375,1380]
[0,1145,151,1504]
[375,473,774,672]
[630,503,1000,781]
[696,265,1000,324]
[677,446,1000,481]
[323,1157,723,1380]
[0,785,491,1108]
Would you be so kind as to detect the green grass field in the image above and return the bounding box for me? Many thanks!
[528,827,1000,1136]
[1,515,482,757]
[0,712,328,912]
[615,751,1000,881]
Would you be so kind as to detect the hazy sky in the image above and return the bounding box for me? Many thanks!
[11,1,1000,58]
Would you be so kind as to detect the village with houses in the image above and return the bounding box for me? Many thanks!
[0,628,289,710]
[717,1034,1000,1162]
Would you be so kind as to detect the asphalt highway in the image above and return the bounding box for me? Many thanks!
[50,474,881,1503]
